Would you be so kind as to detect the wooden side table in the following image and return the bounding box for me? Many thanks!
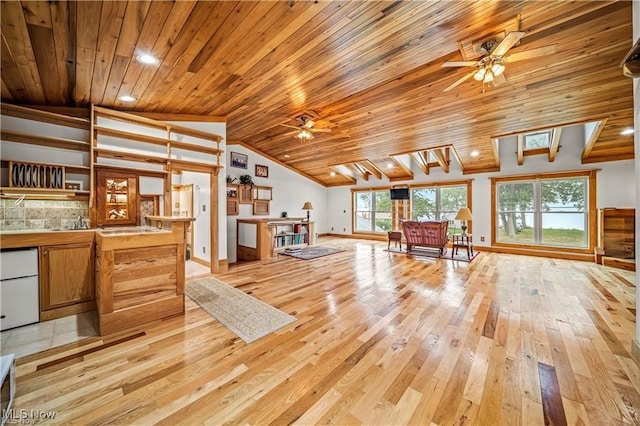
[388,231,402,250]
[451,234,473,259]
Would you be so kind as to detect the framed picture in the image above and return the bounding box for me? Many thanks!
[255,164,269,178]
[230,152,248,169]
[65,180,82,190]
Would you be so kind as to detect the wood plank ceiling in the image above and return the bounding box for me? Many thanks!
[1,1,634,186]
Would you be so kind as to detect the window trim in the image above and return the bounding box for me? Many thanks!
[490,170,596,254]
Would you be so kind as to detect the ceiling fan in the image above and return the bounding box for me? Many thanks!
[442,31,557,91]
[279,112,331,141]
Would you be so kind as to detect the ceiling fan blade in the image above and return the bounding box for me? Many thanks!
[443,69,477,92]
[441,61,478,67]
[310,128,331,133]
[280,123,300,129]
[492,72,507,87]
[491,31,525,57]
[504,44,558,63]
[303,119,315,129]
[284,130,299,136]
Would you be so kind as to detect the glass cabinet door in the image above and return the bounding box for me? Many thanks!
[96,171,138,226]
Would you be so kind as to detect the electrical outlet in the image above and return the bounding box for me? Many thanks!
[202,205,206,212]
[202,246,206,253]
[480,236,485,242]
[331,227,334,231]
[343,228,346,232]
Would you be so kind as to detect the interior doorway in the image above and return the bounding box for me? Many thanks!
[171,184,194,260]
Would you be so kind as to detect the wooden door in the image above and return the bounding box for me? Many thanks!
[40,243,94,311]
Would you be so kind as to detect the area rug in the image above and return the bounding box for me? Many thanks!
[280,246,344,260]
[186,277,296,343]
[384,247,479,262]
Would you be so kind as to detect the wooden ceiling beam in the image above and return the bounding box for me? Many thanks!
[449,146,465,173]
[345,163,369,181]
[491,138,501,169]
[411,151,430,175]
[357,160,383,180]
[431,148,450,173]
[582,119,607,162]
[517,134,524,166]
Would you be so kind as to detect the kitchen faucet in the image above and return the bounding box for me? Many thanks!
[73,215,86,230]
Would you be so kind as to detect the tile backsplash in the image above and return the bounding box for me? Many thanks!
[0,199,89,231]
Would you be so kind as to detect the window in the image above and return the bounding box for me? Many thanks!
[412,185,467,223]
[353,181,470,234]
[523,131,551,150]
[354,190,391,232]
[494,172,593,249]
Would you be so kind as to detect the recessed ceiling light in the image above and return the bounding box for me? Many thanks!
[330,171,336,177]
[284,154,290,158]
[386,163,394,169]
[620,128,634,136]
[118,95,136,102]
[136,54,159,65]
[470,150,480,157]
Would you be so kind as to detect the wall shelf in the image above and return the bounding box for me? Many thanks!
[1,130,90,151]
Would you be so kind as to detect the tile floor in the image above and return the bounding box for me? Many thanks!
[186,259,211,278]
[1,311,98,358]
[1,260,211,359]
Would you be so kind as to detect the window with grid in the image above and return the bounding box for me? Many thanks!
[496,175,589,248]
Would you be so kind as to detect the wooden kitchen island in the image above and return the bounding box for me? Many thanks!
[95,224,190,335]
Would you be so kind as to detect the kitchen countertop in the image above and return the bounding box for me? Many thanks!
[96,226,170,236]
[0,228,96,249]
[0,226,170,249]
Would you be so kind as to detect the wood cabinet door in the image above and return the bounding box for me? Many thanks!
[40,243,95,310]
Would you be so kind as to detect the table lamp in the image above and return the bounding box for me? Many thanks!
[455,207,473,236]
[302,201,313,221]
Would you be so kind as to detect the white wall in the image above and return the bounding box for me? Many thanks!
[225,145,327,263]
[327,123,636,246]
[173,171,211,263]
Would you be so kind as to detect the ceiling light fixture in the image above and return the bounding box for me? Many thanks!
[118,95,136,102]
[620,128,634,136]
[473,57,504,84]
[470,150,480,157]
[330,171,336,177]
[386,163,394,169]
[136,54,159,65]
[297,128,313,141]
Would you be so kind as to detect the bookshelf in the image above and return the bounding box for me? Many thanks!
[236,218,315,260]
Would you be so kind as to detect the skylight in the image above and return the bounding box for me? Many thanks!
[523,131,551,150]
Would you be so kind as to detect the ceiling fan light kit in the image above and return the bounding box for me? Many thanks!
[443,30,556,92]
[279,111,331,141]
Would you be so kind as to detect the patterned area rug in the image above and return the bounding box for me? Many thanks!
[280,246,344,260]
[186,277,296,343]
[384,247,479,262]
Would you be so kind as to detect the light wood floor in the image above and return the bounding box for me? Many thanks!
[10,237,639,425]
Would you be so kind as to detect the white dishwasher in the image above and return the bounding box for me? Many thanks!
[0,248,39,331]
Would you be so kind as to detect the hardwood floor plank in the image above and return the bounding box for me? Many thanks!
[6,238,638,425]
[538,362,569,426]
